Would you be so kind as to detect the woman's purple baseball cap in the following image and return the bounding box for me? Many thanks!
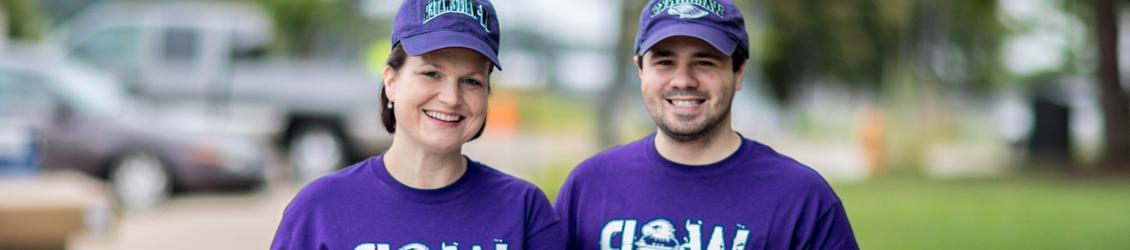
[391,0,502,70]
[635,0,748,59]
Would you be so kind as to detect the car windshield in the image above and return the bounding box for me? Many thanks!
[50,62,129,116]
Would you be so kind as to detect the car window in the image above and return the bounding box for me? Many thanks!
[50,64,129,116]
[162,27,200,68]
[72,26,143,69]
[0,69,54,119]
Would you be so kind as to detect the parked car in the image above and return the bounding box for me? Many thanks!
[0,45,268,209]
[51,0,391,181]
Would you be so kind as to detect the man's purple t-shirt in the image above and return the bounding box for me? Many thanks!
[272,155,564,250]
[555,134,858,250]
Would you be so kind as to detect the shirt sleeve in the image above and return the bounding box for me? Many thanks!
[525,186,566,250]
[554,165,583,250]
[807,200,859,250]
[271,187,324,250]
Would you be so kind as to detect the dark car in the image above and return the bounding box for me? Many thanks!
[0,46,267,209]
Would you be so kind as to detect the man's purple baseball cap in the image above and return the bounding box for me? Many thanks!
[391,0,502,70]
[635,0,748,59]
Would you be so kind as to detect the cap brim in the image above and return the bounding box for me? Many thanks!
[637,22,737,56]
[400,30,502,71]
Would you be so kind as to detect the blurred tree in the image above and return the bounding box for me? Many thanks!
[1087,0,1129,169]
[1,0,45,40]
[39,0,102,26]
[1033,0,1130,170]
[597,0,646,148]
[757,0,1128,171]
[755,0,1005,106]
[257,0,385,59]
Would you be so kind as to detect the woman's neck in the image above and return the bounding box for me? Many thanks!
[382,139,467,189]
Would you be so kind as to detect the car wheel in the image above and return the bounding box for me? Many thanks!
[288,124,346,182]
[110,152,171,210]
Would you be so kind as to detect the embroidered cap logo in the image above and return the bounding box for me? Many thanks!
[649,0,725,18]
[667,3,708,19]
[423,0,493,32]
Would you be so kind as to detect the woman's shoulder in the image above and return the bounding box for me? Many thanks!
[288,158,377,208]
[468,159,548,198]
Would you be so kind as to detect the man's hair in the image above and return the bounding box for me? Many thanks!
[379,44,489,141]
[635,47,748,72]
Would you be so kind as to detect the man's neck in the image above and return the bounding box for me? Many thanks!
[654,125,742,165]
[382,137,467,189]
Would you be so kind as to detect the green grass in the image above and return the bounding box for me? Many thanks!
[833,176,1130,250]
[531,168,1130,249]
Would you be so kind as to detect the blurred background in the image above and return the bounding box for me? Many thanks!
[0,0,1126,249]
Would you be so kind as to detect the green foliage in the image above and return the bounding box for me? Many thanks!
[257,0,385,58]
[943,0,1008,90]
[1,0,45,40]
[755,0,1007,105]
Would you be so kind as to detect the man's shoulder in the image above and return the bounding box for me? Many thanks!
[744,140,840,198]
[571,137,651,176]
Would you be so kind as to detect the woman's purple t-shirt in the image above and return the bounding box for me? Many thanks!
[272,155,564,250]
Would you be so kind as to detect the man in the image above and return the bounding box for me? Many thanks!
[555,0,859,249]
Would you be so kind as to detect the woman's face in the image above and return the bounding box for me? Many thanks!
[384,47,491,154]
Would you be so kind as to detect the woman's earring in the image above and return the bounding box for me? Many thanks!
[387,102,394,109]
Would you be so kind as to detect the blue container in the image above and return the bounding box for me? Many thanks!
[0,125,39,176]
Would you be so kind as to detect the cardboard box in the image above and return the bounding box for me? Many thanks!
[0,172,115,249]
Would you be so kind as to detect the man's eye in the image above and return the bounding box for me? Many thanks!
[422,71,440,78]
[655,60,674,66]
[695,61,716,66]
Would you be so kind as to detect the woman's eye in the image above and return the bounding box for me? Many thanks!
[463,79,483,86]
[422,71,440,78]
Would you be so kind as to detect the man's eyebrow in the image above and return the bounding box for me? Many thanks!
[693,51,725,61]
[650,50,675,57]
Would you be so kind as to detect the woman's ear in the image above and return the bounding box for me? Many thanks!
[383,65,397,101]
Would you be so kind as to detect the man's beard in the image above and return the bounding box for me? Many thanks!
[648,88,733,143]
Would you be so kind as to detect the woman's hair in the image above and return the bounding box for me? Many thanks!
[379,44,490,141]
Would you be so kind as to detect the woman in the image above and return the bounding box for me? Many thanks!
[271,0,563,249]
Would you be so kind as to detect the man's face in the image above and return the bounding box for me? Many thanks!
[636,36,744,141]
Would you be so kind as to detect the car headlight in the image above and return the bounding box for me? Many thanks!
[200,140,264,176]
[190,145,222,167]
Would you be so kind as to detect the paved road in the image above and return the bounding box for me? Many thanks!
[69,182,298,250]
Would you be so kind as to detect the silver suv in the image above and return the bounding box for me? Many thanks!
[52,1,392,181]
